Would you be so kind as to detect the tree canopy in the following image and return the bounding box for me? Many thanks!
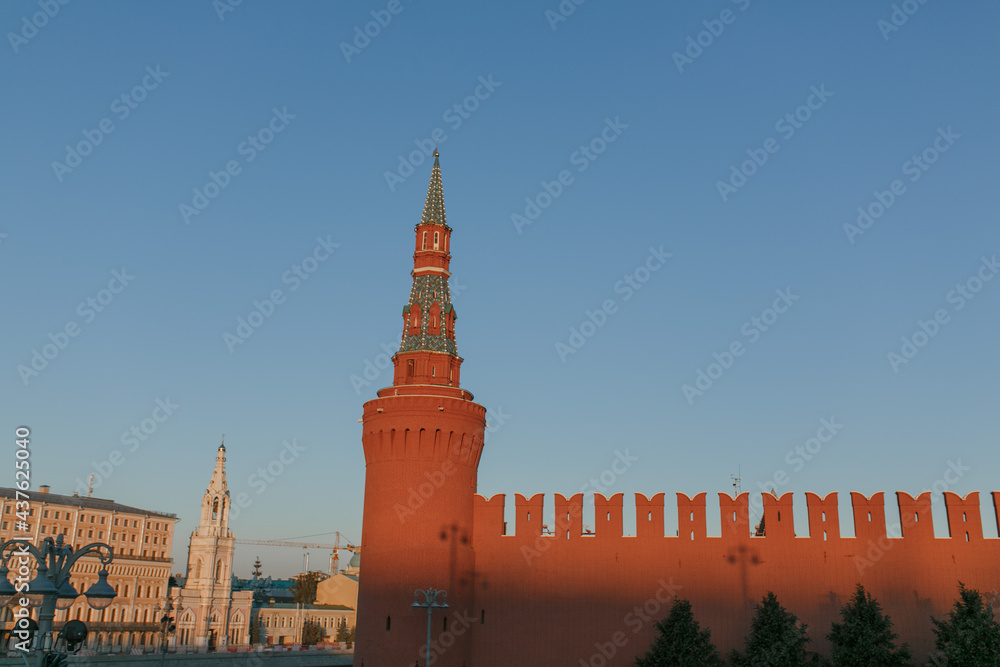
[730,592,822,666]
[932,583,1000,666]
[634,597,724,667]
[827,584,911,666]
[291,570,325,604]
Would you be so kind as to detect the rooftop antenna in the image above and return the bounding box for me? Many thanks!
[730,467,741,496]
[87,473,94,497]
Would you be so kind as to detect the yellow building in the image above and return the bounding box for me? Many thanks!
[257,603,355,646]
[0,485,178,651]
[256,553,359,646]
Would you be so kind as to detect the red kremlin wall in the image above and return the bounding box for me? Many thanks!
[468,490,1000,665]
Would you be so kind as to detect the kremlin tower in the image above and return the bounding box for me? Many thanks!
[355,150,486,667]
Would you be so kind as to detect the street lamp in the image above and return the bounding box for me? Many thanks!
[23,564,58,609]
[55,581,79,611]
[411,588,447,667]
[0,534,115,667]
[81,570,116,610]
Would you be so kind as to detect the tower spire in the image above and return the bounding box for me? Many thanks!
[196,441,231,536]
[392,150,462,387]
[420,149,447,227]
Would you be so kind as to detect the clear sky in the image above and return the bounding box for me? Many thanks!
[2,1,998,579]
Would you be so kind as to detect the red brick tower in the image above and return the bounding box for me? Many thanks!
[356,150,486,667]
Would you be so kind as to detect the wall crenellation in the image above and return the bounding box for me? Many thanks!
[472,490,1000,542]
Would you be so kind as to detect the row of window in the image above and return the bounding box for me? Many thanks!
[420,229,446,251]
[262,615,351,630]
[110,584,163,600]
[3,526,168,558]
[66,561,168,581]
[3,506,171,532]
[113,548,168,559]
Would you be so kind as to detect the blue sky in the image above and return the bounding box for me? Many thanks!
[2,1,998,578]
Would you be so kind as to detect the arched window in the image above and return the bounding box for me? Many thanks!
[421,232,427,250]
[192,559,202,580]
[433,231,439,249]
[212,498,219,520]
[428,303,441,335]
[408,304,421,335]
[215,559,224,582]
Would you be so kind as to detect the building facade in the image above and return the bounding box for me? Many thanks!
[354,151,1000,665]
[0,486,177,651]
[257,603,355,647]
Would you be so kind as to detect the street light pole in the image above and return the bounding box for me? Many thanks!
[411,588,447,667]
[0,535,116,667]
[155,596,181,667]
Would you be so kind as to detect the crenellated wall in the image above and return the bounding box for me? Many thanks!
[467,490,1000,665]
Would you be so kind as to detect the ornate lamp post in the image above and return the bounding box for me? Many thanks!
[411,588,447,667]
[0,534,115,667]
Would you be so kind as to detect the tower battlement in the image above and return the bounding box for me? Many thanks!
[471,490,1000,543]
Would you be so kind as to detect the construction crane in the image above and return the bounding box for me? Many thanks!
[235,532,358,575]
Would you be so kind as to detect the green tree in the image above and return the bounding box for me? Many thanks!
[931,583,1000,666]
[827,584,911,666]
[249,613,266,646]
[291,571,324,604]
[335,623,355,648]
[731,592,823,666]
[634,597,723,666]
[301,619,325,646]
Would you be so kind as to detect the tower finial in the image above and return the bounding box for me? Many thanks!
[220,434,226,451]
[420,149,446,227]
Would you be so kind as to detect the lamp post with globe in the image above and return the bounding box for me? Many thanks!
[0,534,116,667]
[411,588,448,667]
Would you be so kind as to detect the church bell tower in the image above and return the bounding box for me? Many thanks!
[184,441,237,650]
[355,150,486,667]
